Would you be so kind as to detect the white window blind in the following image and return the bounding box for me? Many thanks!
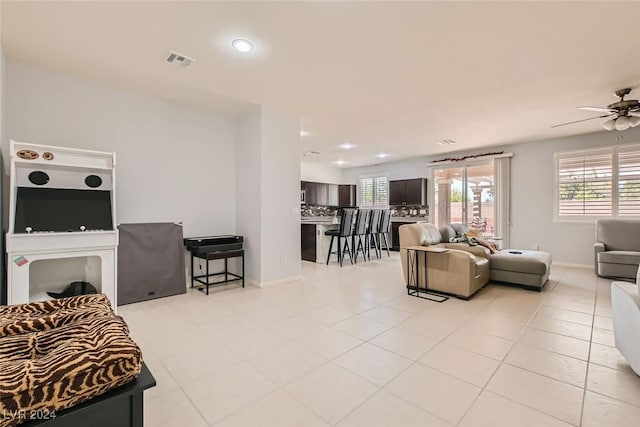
[555,144,640,220]
[374,176,388,206]
[618,148,640,217]
[557,150,613,218]
[359,174,388,207]
[360,178,373,206]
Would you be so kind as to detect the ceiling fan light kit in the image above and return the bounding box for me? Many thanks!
[602,118,616,131]
[554,88,640,131]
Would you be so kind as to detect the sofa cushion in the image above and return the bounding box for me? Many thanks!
[598,251,640,266]
[418,223,442,246]
[490,250,551,275]
[439,225,456,243]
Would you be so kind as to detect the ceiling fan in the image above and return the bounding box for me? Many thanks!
[552,88,640,131]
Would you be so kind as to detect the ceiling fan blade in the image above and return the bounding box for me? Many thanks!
[628,111,640,117]
[577,106,616,113]
[551,114,614,128]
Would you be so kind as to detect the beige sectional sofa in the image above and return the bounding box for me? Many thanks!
[399,222,552,298]
[399,223,490,299]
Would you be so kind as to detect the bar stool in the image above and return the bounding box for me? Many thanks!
[379,209,392,257]
[367,209,383,259]
[325,208,356,267]
[352,209,370,263]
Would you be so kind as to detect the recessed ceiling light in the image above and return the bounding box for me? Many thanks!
[437,139,457,146]
[339,142,356,150]
[334,160,347,166]
[300,130,310,137]
[375,153,390,159]
[231,38,255,53]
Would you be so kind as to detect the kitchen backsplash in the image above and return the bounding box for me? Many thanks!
[302,205,429,218]
[301,206,339,217]
[391,205,429,217]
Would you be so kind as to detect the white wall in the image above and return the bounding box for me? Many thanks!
[235,106,262,282]
[0,43,5,304]
[260,106,301,283]
[5,60,237,237]
[342,156,432,183]
[0,49,4,153]
[236,105,301,285]
[300,161,345,184]
[344,128,640,266]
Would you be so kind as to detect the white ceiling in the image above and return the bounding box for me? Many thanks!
[2,1,639,168]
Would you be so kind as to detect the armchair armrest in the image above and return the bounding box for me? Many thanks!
[594,242,605,274]
[611,281,640,375]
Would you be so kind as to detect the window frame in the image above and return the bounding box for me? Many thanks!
[554,144,640,222]
[358,173,389,208]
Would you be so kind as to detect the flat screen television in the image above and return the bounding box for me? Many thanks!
[14,187,114,233]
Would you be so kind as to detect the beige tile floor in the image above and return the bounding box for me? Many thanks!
[118,253,640,427]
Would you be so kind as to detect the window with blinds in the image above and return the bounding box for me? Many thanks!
[618,149,640,216]
[359,174,388,207]
[555,144,640,220]
[373,176,388,206]
[360,177,374,206]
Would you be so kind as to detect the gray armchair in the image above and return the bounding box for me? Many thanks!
[595,219,640,279]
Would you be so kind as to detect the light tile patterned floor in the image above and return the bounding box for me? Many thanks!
[117,254,640,427]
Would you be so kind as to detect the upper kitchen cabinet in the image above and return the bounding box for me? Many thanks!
[327,184,339,207]
[301,181,314,204]
[389,178,427,206]
[314,183,328,206]
[301,181,341,206]
[338,184,356,207]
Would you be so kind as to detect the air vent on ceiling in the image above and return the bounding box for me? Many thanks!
[437,139,457,146]
[303,151,322,157]
[166,51,195,68]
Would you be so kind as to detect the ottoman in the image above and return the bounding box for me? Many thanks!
[0,295,143,427]
[490,250,552,291]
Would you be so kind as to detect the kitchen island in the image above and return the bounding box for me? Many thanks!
[301,218,339,263]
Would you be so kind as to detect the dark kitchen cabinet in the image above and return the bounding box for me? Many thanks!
[301,181,314,205]
[301,181,344,206]
[301,224,317,262]
[315,183,328,206]
[389,180,406,206]
[301,181,348,207]
[302,182,325,205]
[405,179,424,205]
[327,184,339,206]
[391,222,402,251]
[389,178,427,206]
[338,185,356,207]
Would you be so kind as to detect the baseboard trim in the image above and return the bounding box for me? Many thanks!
[247,275,303,288]
[552,261,593,270]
